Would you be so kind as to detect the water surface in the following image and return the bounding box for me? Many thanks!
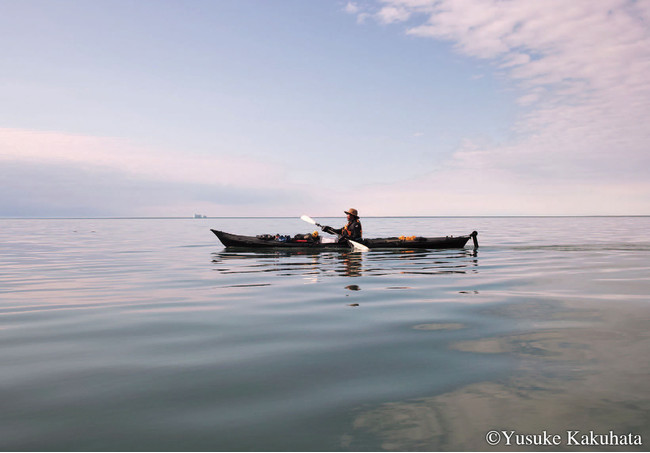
[1,217,648,450]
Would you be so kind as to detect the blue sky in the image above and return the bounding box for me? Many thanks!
[1,0,649,217]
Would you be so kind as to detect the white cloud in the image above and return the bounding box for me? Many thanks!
[376,6,411,24]
[350,0,650,214]
[0,128,284,189]
[0,128,318,216]
[344,2,360,15]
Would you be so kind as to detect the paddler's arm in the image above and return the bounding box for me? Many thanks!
[321,225,340,235]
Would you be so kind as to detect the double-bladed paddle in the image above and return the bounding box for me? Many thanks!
[301,215,370,252]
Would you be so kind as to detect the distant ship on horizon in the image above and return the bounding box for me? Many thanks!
[194,214,207,219]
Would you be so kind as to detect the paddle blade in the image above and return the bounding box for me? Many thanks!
[300,215,317,225]
[349,239,370,252]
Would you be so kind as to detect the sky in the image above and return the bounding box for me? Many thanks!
[1,0,649,217]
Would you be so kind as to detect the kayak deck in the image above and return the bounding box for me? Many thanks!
[211,229,478,250]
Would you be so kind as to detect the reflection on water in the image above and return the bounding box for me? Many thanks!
[346,299,650,451]
[212,248,479,279]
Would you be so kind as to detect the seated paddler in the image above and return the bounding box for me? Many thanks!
[321,208,363,242]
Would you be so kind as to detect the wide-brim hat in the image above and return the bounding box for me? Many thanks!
[344,208,359,217]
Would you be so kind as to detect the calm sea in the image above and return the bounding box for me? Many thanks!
[1,216,649,451]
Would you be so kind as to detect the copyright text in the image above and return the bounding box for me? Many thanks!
[485,430,643,447]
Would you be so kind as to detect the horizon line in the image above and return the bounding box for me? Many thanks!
[1,215,649,220]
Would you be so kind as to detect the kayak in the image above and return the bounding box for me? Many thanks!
[211,229,478,250]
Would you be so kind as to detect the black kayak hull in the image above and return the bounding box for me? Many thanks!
[211,229,478,250]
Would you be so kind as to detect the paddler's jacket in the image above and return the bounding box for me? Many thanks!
[323,219,362,240]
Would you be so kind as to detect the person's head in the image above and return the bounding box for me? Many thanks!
[344,208,359,220]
